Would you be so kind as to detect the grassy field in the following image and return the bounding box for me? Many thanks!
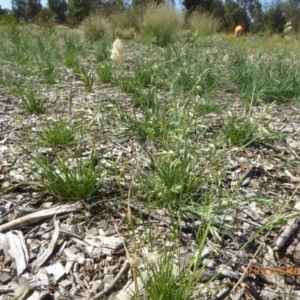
[1,6,300,298]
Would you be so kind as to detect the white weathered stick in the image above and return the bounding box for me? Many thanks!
[272,217,300,251]
[0,203,82,232]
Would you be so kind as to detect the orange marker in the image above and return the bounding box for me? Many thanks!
[234,25,244,38]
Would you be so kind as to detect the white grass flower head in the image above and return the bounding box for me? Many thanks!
[284,26,292,33]
[110,38,123,63]
[222,54,229,63]
[248,54,254,62]
[284,21,292,33]
[141,247,161,264]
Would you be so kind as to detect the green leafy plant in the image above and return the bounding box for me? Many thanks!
[131,57,165,89]
[131,89,157,109]
[75,65,94,92]
[172,57,218,96]
[20,88,44,114]
[63,35,80,68]
[33,37,58,85]
[96,62,114,84]
[195,100,228,116]
[118,76,137,94]
[94,35,112,62]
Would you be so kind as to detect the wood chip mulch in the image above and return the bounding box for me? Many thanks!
[1,40,300,300]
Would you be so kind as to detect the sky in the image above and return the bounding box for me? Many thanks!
[1,0,182,9]
[0,0,179,9]
[0,0,271,11]
[0,0,183,10]
[1,0,46,9]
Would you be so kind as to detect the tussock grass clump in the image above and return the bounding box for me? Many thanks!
[137,146,207,209]
[195,100,228,116]
[132,89,157,109]
[217,110,280,147]
[33,36,59,85]
[118,53,165,93]
[116,96,167,143]
[229,53,300,104]
[142,3,182,47]
[95,35,113,62]
[79,7,140,41]
[62,34,82,68]
[221,116,264,147]
[162,42,225,97]
[39,119,76,148]
[186,12,221,38]
[140,251,199,300]
[30,152,100,201]
[96,62,114,83]
[52,24,72,34]
[79,12,110,41]
[13,84,45,114]
[108,8,140,39]
[171,53,220,96]
[21,90,45,114]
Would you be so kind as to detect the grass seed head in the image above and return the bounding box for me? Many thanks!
[110,38,123,63]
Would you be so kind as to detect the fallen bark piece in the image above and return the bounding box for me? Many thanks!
[15,230,29,263]
[242,280,264,300]
[0,202,82,232]
[0,233,10,256]
[32,217,60,268]
[45,262,65,281]
[34,269,49,286]
[7,231,29,275]
[64,247,80,260]
[273,217,300,251]
[0,272,11,283]
[92,260,130,300]
[263,246,285,290]
[14,277,33,300]
[217,264,242,280]
[114,271,147,300]
[0,280,48,293]
[284,169,300,182]
[260,287,279,300]
[27,291,41,300]
[231,288,245,300]
[215,287,231,299]
[59,279,73,288]
[84,235,124,254]
[64,260,74,274]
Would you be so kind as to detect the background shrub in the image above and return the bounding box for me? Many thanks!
[185,12,221,38]
[142,3,182,47]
